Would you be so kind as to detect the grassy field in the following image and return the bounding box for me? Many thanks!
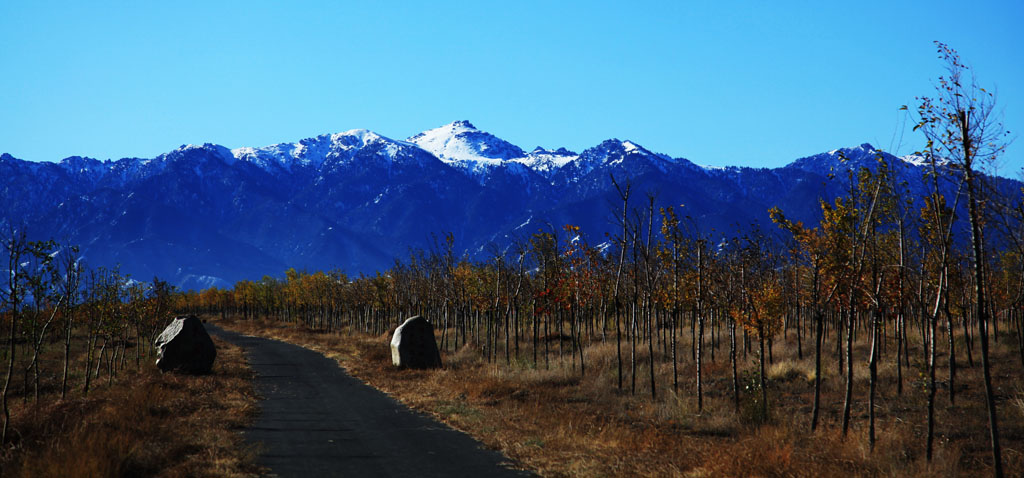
[0,334,261,478]
[213,315,1024,477]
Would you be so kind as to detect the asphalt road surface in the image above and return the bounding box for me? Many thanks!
[208,325,532,477]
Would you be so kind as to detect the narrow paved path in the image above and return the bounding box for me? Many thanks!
[208,325,531,477]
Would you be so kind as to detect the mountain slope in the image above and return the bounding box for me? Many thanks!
[2,124,1019,289]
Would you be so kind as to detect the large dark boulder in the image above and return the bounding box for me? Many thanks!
[390,316,442,369]
[155,315,217,374]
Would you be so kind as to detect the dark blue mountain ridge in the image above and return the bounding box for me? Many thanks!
[1,122,1020,290]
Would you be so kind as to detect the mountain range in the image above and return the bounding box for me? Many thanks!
[2,121,1020,290]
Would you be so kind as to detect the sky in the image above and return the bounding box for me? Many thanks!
[2,1,1022,175]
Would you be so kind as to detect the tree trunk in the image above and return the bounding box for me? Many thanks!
[811,309,823,431]
[1,306,16,444]
[62,310,72,399]
[83,333,94,396]
[630,302,637,395]
[696,312,704,412]
[896,308,904,396]
[945,298,956,405]
[868,308,879,452]
[758,323,767,419]
[672,308,678,393]
[927,304,938,461]
[648,303,656,400]
[966,166,1004,478]
[841,307,854,438]
[731,317,739,412]
[616,302,623,390]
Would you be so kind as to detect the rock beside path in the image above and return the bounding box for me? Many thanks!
[390,316,442,369]
[155,315,217,374]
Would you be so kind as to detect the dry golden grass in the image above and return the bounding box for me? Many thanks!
[0,337,261,478]
[215,316,1024,477]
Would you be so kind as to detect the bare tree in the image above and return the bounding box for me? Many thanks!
[912,41,1011,477]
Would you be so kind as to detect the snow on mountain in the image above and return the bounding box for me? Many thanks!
[407,121,527,177]
[785,143,888,177]
[232,121,684,186]
[163,143,236,162]
[232,130,366,171]
[901,154,929,167]
[232,141,309,171]
[784,142,959,186]
[57,156,106,180]
[556,138,679,184]
[232,129,431,173]
[510,147,579,178]
[899,153,950,168]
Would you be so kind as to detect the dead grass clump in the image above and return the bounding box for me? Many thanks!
[767,358,814,383]
[1012,387,1024,420]
[582,340,619,370]
[446,342,484,369]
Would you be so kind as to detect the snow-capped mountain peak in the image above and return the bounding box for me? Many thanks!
[510,147,579,178]
[787,143,892,177]
[899,153,951,168]
[900,153,929,167]
[407,121,527,176]
[233,129,415,172]
[58,155,106,175]
[332,128,387,147]
[161,143,237,165]
[559,138,705,186]
[556,138,678,181]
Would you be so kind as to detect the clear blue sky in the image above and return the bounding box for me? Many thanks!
[2,1,1022,175]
